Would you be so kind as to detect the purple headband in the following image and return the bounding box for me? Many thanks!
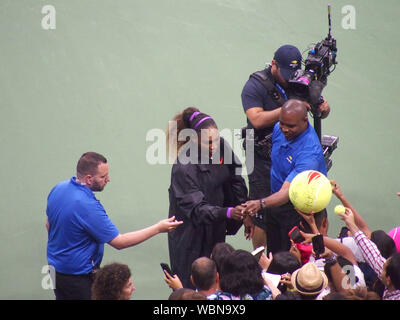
[189,111,201,122]
[193,116,212,130]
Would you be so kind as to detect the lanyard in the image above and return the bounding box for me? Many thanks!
[275,83,288,101]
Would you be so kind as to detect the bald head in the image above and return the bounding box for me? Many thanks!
[191,257,217,291]
[281,99,309,119]
[279,99,309,141]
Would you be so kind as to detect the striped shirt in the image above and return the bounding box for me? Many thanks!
[207,286,272,300]
[353,230,400,300]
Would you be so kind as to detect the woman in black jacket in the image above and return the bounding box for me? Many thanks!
[167,107,250,288]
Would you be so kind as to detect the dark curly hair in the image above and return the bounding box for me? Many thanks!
[211,242,235,273]
[219,249,264,297]
[91,263,131,300]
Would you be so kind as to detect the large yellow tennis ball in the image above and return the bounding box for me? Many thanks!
[289,170,332,214]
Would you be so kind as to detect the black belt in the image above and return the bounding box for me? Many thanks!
[56,268,98,277]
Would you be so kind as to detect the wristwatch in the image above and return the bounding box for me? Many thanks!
[260,198,267,209]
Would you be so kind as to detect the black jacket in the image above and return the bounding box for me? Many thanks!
[167,138,248,288]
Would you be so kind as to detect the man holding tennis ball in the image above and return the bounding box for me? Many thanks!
[243,99,327,254]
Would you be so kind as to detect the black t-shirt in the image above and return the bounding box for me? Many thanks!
[241,67,288,139]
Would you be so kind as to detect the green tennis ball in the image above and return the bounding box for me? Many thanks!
[334,205,345,215]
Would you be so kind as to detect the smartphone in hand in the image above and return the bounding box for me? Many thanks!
[288,226,305,244]
[312,234,325,259]
[160,263,174,276]
[251,246,265,261]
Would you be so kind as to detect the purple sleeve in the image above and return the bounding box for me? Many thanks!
[226,207,233,219]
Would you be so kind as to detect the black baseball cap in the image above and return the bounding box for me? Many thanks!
[273,45,302,81]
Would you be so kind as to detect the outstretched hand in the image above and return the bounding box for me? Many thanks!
[295,208,319,234]
[280,273,294,290]
[295,208,314,222]
[241,200,261,216]
[298,229,315,244]
[157,216,183,233]
[337,208,359,234]
[330,180,343,198]
[258,251,273,271]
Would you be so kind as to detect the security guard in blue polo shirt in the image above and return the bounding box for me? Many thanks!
[46,152,182,300]
[243,99,327,254]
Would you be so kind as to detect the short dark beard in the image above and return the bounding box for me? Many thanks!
[90,180,104,192]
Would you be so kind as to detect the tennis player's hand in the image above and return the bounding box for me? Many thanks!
[230,205,246,220]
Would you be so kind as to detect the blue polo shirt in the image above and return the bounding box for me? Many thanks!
[46,177,119,274]
[270,122,327,193]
